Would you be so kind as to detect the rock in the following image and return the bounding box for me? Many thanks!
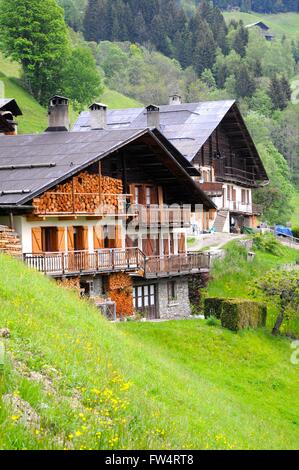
[0,328,10,338]
[3,394,40,429]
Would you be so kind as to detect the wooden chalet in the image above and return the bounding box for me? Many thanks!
[74,99,269,233]
[0,96,215,320]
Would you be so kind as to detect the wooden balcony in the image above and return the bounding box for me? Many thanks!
[131,205,192,228]
[199,182,223,197]
[217,167,258,187]
[23,248,210,278]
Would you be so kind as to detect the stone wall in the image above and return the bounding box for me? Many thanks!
[157,277,191,320]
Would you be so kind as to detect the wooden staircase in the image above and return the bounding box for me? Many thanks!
[213,210,229,233]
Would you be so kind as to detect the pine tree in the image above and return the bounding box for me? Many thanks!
[234,64,256,98]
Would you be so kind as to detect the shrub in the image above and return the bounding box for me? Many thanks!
[206,316,221,327]
[253,233,282,255]
[292,227,299,239]
[220,299,267,332]
[204,297,228,319]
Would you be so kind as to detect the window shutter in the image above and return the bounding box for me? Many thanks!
[94,226,104,250]
[82,226,89,251]
[178,233,186,253]
[57,227,65,252]
[115,224,122,248]
[67,227,74,251]
[32,228,42,253]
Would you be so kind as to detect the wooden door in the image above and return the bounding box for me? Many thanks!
[178,233,186,254]
[133,284,158,319]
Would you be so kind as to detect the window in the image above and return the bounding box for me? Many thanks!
[42,227,58,252]
[135,186,141,205]
[167,281,177,303]
[146,187,151,206]
[133,285,156,310]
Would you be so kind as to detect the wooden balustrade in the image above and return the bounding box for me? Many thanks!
[23,249,209,277]
[132,205,191,227]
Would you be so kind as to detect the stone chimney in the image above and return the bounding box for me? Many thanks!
[89,102,107,130]
[146,105,160,128]
[46,95,69,132]
[169,93,182,105]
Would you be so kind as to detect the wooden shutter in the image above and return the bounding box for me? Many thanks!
[57,227,65,252]
[178,233,186,253]
[158,186,164,206]
[67,227,74,251]
[94,226,104,250]
[81,226,89,250]
[32,227,42,253]
[115,224,122,248]
[163,237,169,256]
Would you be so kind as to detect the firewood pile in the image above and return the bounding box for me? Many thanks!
[0,225,22,256]
[33,171,123,214]
[56,277,81,295]
[108,273,134,317]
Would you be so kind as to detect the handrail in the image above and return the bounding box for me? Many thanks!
[23,248,210,277]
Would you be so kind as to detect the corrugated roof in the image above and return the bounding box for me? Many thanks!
[73,101,236,161]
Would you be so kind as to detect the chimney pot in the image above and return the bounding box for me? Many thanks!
[46,95,70,132]
[169,94,182,105]
[146,104,160,129]
[89,102,107,130]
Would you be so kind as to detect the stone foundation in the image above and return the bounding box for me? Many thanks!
[157,278,191,320]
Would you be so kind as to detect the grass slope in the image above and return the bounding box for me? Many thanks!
[223,11,299,39]
[0,253,298,450]
[0,54,142,134]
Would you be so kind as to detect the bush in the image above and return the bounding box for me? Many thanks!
[220,299,267,332]
[204,297,228,319]
[206,316,221,327]
[253,233,282,255]
[292,227,299,239]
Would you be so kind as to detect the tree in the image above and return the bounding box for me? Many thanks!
[232,22,249,58]
[0,0,70,104]
[62,46,103,111]
[254,270,299,335]
[234,64,256,98]
[268,76,292,110]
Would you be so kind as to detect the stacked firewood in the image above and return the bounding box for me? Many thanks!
[0,225,22,256]
[108,273,134,317]
[56,277,81,294]
[33,171,123,214]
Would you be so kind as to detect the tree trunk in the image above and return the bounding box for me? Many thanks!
[272,307,286,336]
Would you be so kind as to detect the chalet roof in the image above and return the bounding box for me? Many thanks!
[73,100,268,182]
[73,100,236,161]
[0,99,23,117]
[246,21,270,30]
[0,128,215,209]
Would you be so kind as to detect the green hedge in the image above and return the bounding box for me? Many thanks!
[204,298,228,319]
[221,299,267,332]
[204,297,267,331]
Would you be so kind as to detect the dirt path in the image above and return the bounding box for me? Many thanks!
[188,233,246,252]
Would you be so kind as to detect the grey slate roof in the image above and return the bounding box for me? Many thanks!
[73,100,236,162]
[0,128,148,205]
[0,127,213,208]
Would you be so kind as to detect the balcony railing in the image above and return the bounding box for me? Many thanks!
[217,167,258,187]
[23,248,210,278]
[130,205,191,227]
[145,252,210,278]
[224,201,262,215]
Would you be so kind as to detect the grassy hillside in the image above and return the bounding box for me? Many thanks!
[223,11,299,39]
[0,54,142,134]
[0,253,298,450]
